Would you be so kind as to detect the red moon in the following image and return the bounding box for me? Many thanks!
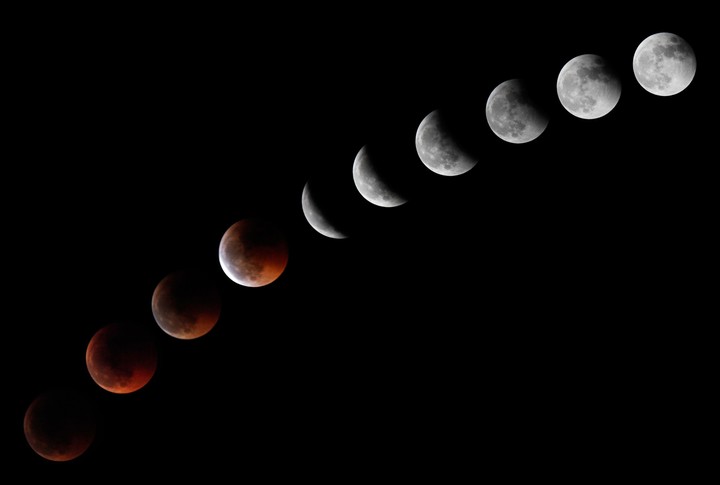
[218,218,289,287]
[24,388,96,462]
[86,322,158,394]
[151,268,222,339]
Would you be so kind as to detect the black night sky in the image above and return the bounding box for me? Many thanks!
[7,5,714,480]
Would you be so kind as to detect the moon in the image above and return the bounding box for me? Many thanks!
[557,54,621,119]
[415,109,477,176]
[151,268,222,339]
[486,79,549,143]
[633,32,696,96]
[86,322,158,394]
[219,218,289,286]
[352,144,408,208]
[24,388,96,462]
[302,179,349,238]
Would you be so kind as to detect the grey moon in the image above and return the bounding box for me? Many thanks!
[633,32,696,96]
[486,79,549,144]
[301,179,349,239]
[352,145,408,208]
[557,54,621,119]
[415,109,477,176]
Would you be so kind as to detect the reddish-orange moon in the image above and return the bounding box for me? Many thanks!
[24,389,96,462]
[151,268,222,339]
[86,322,158,394]
[218,218,289,287]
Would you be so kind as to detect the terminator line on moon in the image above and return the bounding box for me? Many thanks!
[301,179,349,239]
[352,144,408,208]
[633,32,696,96]
[486,79,549,144]
[219,218,289,287]
[557,54,622,119]
[415,109,477,176]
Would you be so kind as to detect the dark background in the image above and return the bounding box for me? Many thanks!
[6,5,714,480]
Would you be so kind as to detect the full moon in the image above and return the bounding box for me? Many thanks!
[24,388,96,462]
[486,79,549,144]
[352,144,408,208]
[301,179,349,239]
[151,269,222,339]
[415,109,477,176]
[86,322,158,394]
[557,54,621,119]
[219,218,289,286]
[633,32,696,96]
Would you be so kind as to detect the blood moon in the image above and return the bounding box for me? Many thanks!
[24,388,96,461]
[219,218,289,287]
[86,322,158,394]
[151,269,222,339]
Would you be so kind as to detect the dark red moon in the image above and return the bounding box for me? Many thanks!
[86,322,158,394]
[218,218,289,287]
[151,269,222,339]
[24,388,96,462]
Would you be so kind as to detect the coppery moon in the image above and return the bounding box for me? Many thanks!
[24,388,96,462]
[86,322,158,394]
[218,218,289,287]
[152,269,222,339]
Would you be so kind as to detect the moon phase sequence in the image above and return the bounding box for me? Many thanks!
[633,32,696,96]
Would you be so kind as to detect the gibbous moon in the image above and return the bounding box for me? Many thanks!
[86,322,158,394]
[557,54,621,119]
[219,218,289,286]
[151,269,222,339]
[352,144,408,208]
[24,388,96,462]
[486,79,549,143]
[415,109,477,176]
[633,32,696,96]
[302,179,349,239]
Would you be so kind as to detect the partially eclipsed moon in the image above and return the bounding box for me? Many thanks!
[633,32,696,96]
[301,179,349,239]
[557,54,621,119]
[415,109,477,176]
[486,79,549,144]
[151,269,222,339]
[86,322,158,394]
[352,144,408,208]
[24,388,96,462]
[219,218,289,286]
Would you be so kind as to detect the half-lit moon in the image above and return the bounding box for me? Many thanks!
[218,218,289,286]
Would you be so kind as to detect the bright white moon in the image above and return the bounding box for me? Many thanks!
[633,32,696,96]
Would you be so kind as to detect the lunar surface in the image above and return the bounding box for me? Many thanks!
[486,79,549,143]
[352,144,408,208]
[152,269,222,339]
[24,389,96,462]
[633,32,696,96]
[219,218,289,286]
[86,322,158,394]
[557,54,621,119]
[302,179,349,238]
[415,109,477,176]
